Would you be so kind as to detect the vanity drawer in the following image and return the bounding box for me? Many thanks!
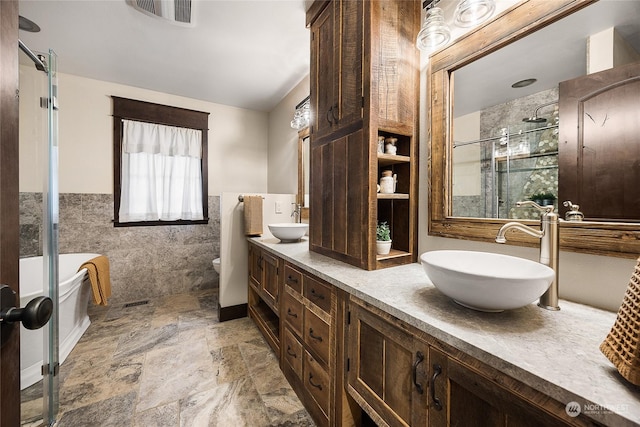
[304,276,332,314]
[283,327,303,381]
[284,264,303,294]
[304,350,331,419]
[304,307,330,366]
[282,289,303,337]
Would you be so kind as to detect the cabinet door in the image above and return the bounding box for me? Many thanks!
[311,1,336,141]
[311,0,363,142]
[248,244,262,288]
[262,251,280,308]
[444,356,577,427]
[347,300,427,427]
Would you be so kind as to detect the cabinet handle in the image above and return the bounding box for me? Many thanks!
[412,351,425,394]
[287,275,298,284]
[430,364,443,411]
[326,106,334,124]
[308,328,323,342]
[286,345,297,358]
[309,289,325,300]
[287,308,298,318]
[308,373,323,390]
[257,256,263,270]
[332,103,339,122]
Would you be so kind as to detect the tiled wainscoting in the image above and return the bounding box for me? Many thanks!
[19,192,220,304]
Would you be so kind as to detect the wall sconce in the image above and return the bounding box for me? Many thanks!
[290,96,310,130]
[416,4,451,52]
[453,0,496,27]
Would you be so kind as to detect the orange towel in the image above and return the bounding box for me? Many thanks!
[243,195,263,236]
[79,255,112,306]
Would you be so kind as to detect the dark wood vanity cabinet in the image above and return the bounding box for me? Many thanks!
[281,262,337,427]
[346,297,602,427]
[307,0,420,271]
[248,242,281,354]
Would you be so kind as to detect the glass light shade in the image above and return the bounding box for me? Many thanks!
[416,7,451,52]
[453,0,496,28]
[290,99,310,130]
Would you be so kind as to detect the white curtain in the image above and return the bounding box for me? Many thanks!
[119,119,204,222]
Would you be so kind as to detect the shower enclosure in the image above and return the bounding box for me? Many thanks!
[18,43,60,426]
[452,96,559,220]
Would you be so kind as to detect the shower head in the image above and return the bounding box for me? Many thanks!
[522,101,557,123]
[523,116,547,123]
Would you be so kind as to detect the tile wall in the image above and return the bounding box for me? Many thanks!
[19,193,220,304]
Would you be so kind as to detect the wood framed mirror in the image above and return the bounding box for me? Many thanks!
[428,0,640,258]
[297,127,310,221]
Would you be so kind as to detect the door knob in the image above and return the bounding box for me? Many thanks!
[0,284,53,331]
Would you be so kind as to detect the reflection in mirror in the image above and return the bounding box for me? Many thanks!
[451,0,640,221]
[297,127,310,214]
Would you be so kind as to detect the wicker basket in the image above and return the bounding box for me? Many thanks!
[600,257,640,386]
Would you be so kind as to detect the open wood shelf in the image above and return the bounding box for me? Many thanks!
[248,287,280,354]
[377,193,409,200]
[377,153,410,166]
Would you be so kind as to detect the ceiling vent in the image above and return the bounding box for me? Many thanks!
[128,0,193,26]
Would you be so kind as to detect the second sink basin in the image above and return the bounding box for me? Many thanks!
[420,250,554,312]
[268,223,309,242]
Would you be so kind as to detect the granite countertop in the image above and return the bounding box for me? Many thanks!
[249,237,640,426]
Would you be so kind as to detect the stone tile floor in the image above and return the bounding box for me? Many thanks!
[21,289,315,426]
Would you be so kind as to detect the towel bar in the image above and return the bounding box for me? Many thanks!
[238,194,265,202]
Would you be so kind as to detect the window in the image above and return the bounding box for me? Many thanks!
[112,97,209,226]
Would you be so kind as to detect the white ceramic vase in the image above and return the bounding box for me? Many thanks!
[376,240,392,255]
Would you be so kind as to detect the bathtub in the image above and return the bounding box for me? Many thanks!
[19,253,100,390]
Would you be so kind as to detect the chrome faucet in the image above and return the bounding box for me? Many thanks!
[495,201,560,310]
[291,203,302,223]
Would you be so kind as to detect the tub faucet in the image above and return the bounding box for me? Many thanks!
[495,201,560,310]
[291,203,302,223]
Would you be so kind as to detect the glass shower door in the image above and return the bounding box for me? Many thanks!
[18,46,59,426]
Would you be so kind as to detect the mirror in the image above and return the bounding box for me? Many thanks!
[297,127,310,219]
[452,0,640,220]
[429,0,640,257]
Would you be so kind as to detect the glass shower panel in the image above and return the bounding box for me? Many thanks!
[18,47,59,426]
[43,48,60,426]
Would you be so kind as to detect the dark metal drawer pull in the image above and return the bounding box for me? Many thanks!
[309,289,325,300]
[308,328,323,342]
[431,364,443,411]
[412,351,425,394]
[287,308,298,318]
[286,345,297,358]
[287,275,299,283]
[309,373,323,390]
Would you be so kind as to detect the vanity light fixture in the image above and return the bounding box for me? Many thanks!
[290,96,310,130]
[416,1,451,52]
[453,0,496,28]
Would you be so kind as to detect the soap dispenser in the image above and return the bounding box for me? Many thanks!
[563,200,584,221]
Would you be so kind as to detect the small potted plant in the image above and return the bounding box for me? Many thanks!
[376,221,392,255]
[541,192,556,206]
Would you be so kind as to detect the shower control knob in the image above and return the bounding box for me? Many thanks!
[0,284,53,330]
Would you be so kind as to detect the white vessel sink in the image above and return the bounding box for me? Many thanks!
[268,223,309,242]
[420,250,554,312]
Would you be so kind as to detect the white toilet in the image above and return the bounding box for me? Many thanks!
[212,258,221,274]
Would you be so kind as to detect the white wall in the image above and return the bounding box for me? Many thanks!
[452,111,481,196]
[219,192,296,308]
[267,75,310,194]
[19,66,270,196]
